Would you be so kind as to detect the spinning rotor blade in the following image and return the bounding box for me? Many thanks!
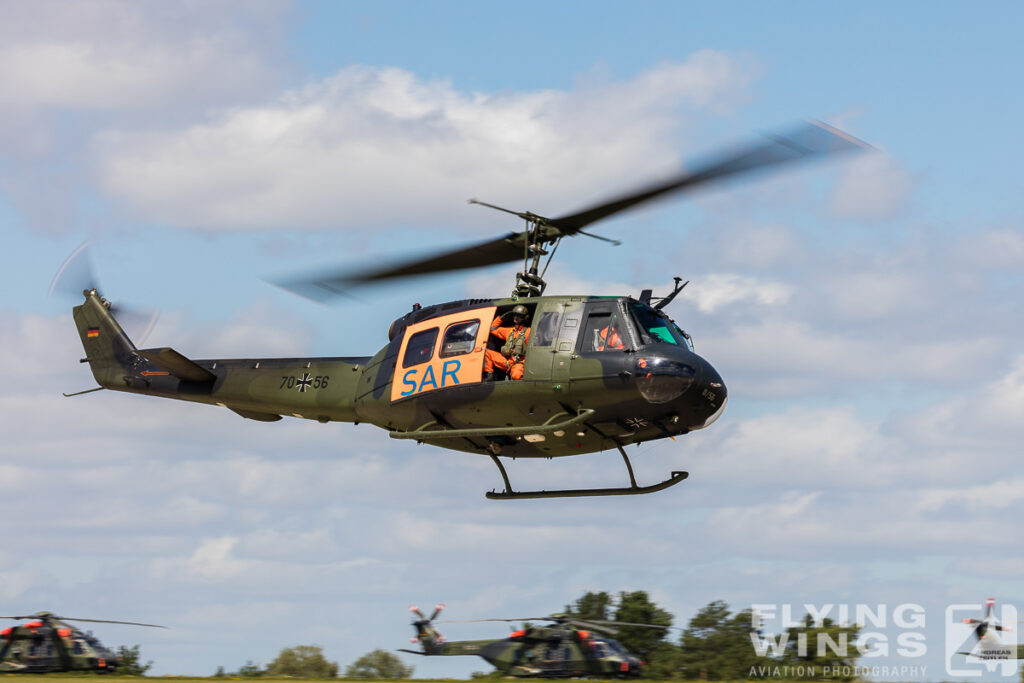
[49,241,159,345]
[53,617,167,628]
[277,120,866,301]
[276,232,532,301]
[49,241,101,296]
[0,614,165,628]
[594,619,671,630]
[440,617,548,624]
[547,120,868,232]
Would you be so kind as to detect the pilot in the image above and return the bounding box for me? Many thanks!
[597,321,625,350]
[483,305,530,380]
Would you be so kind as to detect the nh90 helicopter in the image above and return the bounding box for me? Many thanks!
[400,604,663,678]
[64,121,866,499]
[0,612,163,673]
[953,598,1024,661]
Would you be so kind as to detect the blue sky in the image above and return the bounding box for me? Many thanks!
[2,1,1023,679]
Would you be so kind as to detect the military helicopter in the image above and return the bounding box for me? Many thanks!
[62,121,866,499]
[399,603,665,678]
[953,598,1023,660]
[0,612,164,673]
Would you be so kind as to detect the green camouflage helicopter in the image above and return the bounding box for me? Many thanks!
[63,121,865,499]
[400,604,665,678]
[0,612,163,673]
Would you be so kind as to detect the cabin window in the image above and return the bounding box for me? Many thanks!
[402,327,439,368]
[439,320,480,358]
[580,312,629,352]
[532,311,562,347]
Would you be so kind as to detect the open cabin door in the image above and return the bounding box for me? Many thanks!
[390,306,496,402]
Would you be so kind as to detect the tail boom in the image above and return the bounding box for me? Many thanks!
[72,290,367,423]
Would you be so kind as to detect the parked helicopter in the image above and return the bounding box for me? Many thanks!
[62,121,866,499]
[0,612,163,673]
[399,603,665,678]
[953,598,1023,660]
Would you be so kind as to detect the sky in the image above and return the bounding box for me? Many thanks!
[2,0,1023,679]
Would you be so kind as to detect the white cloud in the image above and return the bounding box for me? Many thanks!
[829,151,916,220]
[914,479,1024,514]
[891,353,1024,451]
[94,54,753,229]
[689,273,793,313]
[0,1,287,112]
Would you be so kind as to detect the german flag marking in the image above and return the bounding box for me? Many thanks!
[87,327,99,338]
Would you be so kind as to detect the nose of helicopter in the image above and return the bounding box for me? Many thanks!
[694,355,727,429]
[634,349,727,428]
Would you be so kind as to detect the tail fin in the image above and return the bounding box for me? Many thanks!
[72,289,139,387]
[409,604,446,655]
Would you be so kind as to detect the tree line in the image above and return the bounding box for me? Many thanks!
[212,645,412,679]
[195,592,859,680]
[558,591,862,680]
[131,591,1024,680]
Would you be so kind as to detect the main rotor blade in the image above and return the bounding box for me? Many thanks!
[57,617,167,628]
[547,120,869,232]
[440,618,552,626]
[276,232,528,301]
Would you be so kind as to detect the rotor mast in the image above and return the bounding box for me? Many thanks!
[468,199,565,298]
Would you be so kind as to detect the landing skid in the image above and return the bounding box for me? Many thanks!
[485,444,688,500]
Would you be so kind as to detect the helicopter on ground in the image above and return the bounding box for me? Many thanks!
[953,598,1023,660]
[399,603,664,678]
[62,121,866,499]
[0,612,164,673]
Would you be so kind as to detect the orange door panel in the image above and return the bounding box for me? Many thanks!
[390,307,496,403]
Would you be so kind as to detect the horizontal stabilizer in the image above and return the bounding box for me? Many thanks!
[229,408,283,422]
[137,347,217,383]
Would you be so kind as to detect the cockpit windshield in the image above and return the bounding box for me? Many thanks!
[629,303,684,346]
[601,638,627,655]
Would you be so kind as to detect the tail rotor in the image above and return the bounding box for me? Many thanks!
[403,603,447,655]
[50,241,159,346]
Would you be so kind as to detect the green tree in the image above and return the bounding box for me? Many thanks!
[566,591,613,621]
[266,645,338,678]
[678,600,771,680]
[781,614,862,680]
[613,591,676,679]
[614,591,674,656]
[113,644,153,676]
[344,649,413,679]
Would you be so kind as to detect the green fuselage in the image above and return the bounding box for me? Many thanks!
[73,291,726,459]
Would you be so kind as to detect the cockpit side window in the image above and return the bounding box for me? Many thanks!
[629,303,681,345]
[402,327,439,368]
[580,311,630,352]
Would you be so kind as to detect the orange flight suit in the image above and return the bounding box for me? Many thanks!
[484,317,530,380]
[598,325,624,350]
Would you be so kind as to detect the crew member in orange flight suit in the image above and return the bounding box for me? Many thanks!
[597,321,625,350]
[483,304,530,380]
